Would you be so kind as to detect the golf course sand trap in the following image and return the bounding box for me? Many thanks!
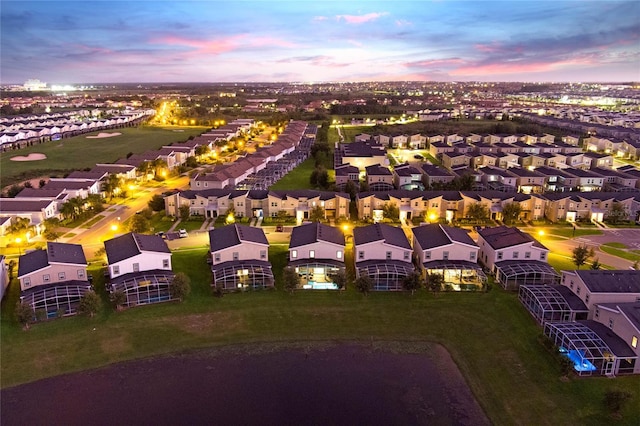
[9,153,47,161]
[0,343,489,425]
[86,132,121,139]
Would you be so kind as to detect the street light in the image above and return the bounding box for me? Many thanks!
[15,237,23,255]
[111,224,119,232]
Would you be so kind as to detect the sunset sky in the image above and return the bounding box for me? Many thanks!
[2,0,639,84]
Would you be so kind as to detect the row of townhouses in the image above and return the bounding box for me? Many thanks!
[10,219,640,377]
[0,109,155,151]
[163,187,640,225]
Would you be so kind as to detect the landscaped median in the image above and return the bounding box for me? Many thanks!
[0,248,638,425]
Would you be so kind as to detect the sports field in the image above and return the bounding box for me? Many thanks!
[0,125,207,187]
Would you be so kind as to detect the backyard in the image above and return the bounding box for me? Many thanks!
[1,247,638,425]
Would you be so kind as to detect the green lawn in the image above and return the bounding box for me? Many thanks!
[1,125,207,186]
[177,217,207,232]
[1,247,638,425]
[600,243,640,262]
[270,158,317,190]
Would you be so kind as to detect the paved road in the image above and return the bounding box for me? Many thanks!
[67,175,189,258]
[539,228,639,270]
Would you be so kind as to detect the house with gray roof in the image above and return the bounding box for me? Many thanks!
[412,224,486,291]
[288,222,346,290]
[209,224,273,291]
[591,302,640,374]
[17,242,92,319]
[477,226,558,290]
[353,223,414,291]
[104,233,174,307]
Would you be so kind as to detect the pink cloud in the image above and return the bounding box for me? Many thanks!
[151,34,298,57]
[336,12,388,24]
[451,57,596,76]
[406,58,466,68]
[154,35,242,55]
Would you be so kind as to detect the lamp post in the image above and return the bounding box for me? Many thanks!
[15,237,23,255]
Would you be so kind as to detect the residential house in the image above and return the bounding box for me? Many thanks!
[353,223,414,291]
[477,226,557,290]
[104,232,175,307]
[209,224,273,291]
[365,165,394,191]
[288,222,345,290]
[393,163,424,191]
[412,224,486,291]
[334,163,360,190]
[17,242,92,319]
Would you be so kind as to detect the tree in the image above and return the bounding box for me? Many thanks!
[590,258,602,270]
[43,228,60,241]
[129,214,150,233]
[310,166,328,189]
[502,202,522,225]
[603,390,632,418]
[608,202,628,225]
[39,179,47,188]
[382,203,400,221]
[427,273,444,294]
[195,145,211,158]
[329,270,347,292]
[402,271,423,295]
[77,292,102,318]
[309,205,325,222]
[8,260,16,281]
[572,244,594,269]
[103,174,122,199]
[170,272,191,301]
[15,302,34,330]
[148,194,165,212]
[110,290,127,310]
[6,184,23,198]
[179,204,191,221]
[467,203,489,224]
[9,217,33,235]
[343,180,358,201]
[354,274,373,296]
[185,156,198,168]
[282,267,300,294]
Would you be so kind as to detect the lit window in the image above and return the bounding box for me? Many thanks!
[336,251,342,259]
[309,250,315,258]
[43,274,50,282]
[291,250,297,259]
[632,336,638,349]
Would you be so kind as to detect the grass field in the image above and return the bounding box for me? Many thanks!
[1,125,207,187]
[600,242,640,262]
[270,158,317,190]
[1,247,638,425]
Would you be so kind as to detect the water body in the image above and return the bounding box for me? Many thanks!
[1,343,489,426]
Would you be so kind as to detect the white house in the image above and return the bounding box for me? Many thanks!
[412,224,486,291]
[353,223,414,291]
[477,226,558,290]
[288,222,345,290]
[209,224,273,290]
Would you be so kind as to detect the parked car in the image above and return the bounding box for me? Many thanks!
[276,224,284,232]
[178,229,188,238]
[413,154,424,160]
[156,231,166,239]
